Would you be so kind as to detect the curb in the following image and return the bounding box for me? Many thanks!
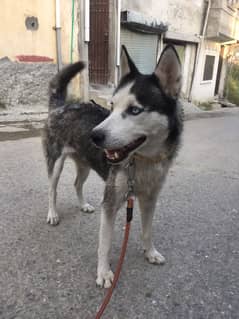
[0,107,238,125]
[0,111,48,125]
[184,107,239,121]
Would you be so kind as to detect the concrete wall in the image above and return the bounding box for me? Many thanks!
[181,44,197,99]
[121,0,206,101]
[121,0,204,36]
[121,0,224,103]
[206,0,239,42]
[191,41,220,103]
[0,58,56,109]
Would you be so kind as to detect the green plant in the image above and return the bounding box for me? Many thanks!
[226,77,239,106]
[225,63,239,106]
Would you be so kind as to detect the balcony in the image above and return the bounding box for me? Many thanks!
[206,0,239,42]
[227,0,239,10]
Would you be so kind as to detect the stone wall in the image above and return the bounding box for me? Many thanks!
[0,58,57,109]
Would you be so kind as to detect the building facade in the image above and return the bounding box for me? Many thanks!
[84,0,239,104]
[1,0,239,108]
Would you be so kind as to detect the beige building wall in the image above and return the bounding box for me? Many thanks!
[0,0,81,100]
[61,0,80,64]
[0,0,79,64]
[0,0,56,61]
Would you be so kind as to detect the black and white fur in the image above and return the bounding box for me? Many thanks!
[42,45,183,288]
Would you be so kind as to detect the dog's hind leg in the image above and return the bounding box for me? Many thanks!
[74,161,95,213]
[47,154,66,225]
[138,193,165,264]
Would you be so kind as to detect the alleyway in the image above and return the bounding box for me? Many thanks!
[0,114,239,319]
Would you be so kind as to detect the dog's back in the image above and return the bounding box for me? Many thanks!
[42,63,111,181]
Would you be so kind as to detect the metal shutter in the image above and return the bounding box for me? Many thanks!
[121,28,158,74]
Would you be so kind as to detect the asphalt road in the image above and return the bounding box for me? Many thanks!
[0,114,239,319]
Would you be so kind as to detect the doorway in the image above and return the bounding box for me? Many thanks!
[89,0,109,84]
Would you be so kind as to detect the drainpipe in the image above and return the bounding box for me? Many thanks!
[115,0,122,84]
[116,0,121,67]
[188,0,211,101]
[202,0,211,37]
[70,0,75,63]
[78,0,90,101]
[159,32,164,56]
[55,0,63,71]
[85,0,90,42]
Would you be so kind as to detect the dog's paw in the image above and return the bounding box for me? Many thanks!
[81,203,95,213]
[145,248,165,265]
[96,270,114,288]
[47,210,60,226]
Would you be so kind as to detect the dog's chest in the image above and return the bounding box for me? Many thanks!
[133,161,170,196]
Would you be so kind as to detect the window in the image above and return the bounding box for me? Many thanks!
[203,55,215,81]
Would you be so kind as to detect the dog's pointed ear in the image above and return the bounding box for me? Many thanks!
[120,45,139,78]
[154,45,182,98]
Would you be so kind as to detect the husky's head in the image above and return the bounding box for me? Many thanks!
[91,45,182,164]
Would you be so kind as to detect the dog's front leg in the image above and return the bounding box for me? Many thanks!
[96,170,127,288]
[96,202,117,288]
[138,192,165,264]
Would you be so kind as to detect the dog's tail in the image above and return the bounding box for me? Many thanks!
[49,61,85,109]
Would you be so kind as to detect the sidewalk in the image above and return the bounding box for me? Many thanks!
[182,100,239,120]
[0,104,48,124]
[0,99,238,128]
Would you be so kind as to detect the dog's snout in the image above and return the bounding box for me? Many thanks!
[91,129,105,147]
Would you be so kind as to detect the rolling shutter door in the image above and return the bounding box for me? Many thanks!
[121,28,158,74]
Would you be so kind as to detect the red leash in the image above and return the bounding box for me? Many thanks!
[95,196,134,319]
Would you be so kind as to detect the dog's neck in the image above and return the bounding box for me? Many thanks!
[133,152,168,164]
[133,142,177,165]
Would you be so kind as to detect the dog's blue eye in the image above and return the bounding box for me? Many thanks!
[127,106,143,115]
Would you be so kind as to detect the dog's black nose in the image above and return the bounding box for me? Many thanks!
[91,129,105,147]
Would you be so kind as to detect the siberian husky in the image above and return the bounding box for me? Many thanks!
[42,45,183,288]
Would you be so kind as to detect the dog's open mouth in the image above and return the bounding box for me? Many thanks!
[104,136,146,163]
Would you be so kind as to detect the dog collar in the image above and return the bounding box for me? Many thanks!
[134,152,169,164]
